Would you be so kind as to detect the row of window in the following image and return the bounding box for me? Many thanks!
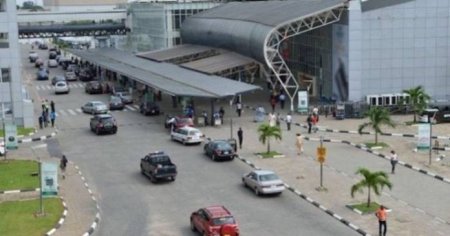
[1,68,10,82]
[0,33,8,48]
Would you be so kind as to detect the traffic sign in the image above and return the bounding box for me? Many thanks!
[317,147,326,163]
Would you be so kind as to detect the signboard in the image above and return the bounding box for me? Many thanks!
[41,162,58,197]
[417,123,431,150]
[297,90,308,113]
[4,122,18,149]
[316,147,327,163]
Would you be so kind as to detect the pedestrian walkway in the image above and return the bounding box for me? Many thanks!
[35,82,85,91]
[54,104,140,117]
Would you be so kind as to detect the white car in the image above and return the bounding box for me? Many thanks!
[48,59,58,68]
[242,170,285,196]
[54,81,70,94]
[0,141,5,156]
[65,71,77,81]
[170,126,204,145]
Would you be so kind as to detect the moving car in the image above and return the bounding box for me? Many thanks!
[48,51,57,59]
[165,115,194,129]
[170,126,204,145]
[140,151,177,182]
[204,139,237,161]
[36,69,49,80]
[242,170,285,196]
[190,206,239,236]
[65,71,77,81]
[85,81,103,94]
[139,102,160,116]
[51,75,66,85]
[48,59,58,68]
[109,96,125,110]
[81,101,108,114]
[115,91,133,104]
[38,43,48,50]
[54,81,70,94]
[29,51,38,62]
[34,58,44,68]
[89,114,117,135]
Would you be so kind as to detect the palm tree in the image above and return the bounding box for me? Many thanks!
[257,124,282,153]
[403,86,431,123]
[351,168,393,207]
[358,106,395,144]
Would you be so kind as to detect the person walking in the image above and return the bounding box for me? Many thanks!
[50,111,56,128]
[295,133,304,155]
[375,205,387,236]
[237,127,243,149]
[286,113,292,131]
[390,150,398,174]
[38,115,44,129]
[60,155,68,179]
[307,114,313,134]
[50,100,55,112]
[268,113,276,127]
[279,92,286,109]
[311,114,318,133]
[275,113,281,127]
[270,97,276,113]
[219,107,225,120]
[236,102,242,117]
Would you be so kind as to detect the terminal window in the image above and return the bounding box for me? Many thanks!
[0,33,9,48]
[1,68,10,82]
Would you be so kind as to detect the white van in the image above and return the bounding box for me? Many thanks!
[170,126,204,145]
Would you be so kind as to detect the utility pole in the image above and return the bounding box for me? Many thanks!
[316,136,327,192]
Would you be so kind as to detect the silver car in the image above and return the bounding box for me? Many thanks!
[81,101,108,114]
[54,81,70,94]
[115,92,133,104]
[242,170,285,196]
[65,71,77,81]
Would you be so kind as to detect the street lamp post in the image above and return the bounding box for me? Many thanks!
[31,143,47,216]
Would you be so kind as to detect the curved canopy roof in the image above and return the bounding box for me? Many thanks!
[181,0,345,63]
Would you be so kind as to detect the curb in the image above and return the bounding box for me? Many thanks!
[18,131,58,143]
[235,155,371,236]
[73,164,101,236]
[304,137,450,185]
[0,188,40,194]
[0,128,37,141]
[45,197,68,236]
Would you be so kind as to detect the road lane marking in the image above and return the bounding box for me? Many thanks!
[68,109,77,115]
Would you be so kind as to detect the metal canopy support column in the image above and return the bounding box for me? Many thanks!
[264,5,347,112]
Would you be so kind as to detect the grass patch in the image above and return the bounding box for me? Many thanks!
[0,198,63,236]
[258,151,283,158]
[0,127,35,137]
[0,160,39,191]
[348,202,381,214]
[364,142,389,148]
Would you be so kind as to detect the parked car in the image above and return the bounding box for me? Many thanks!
[140,151,177,182]
[48,51,57,59]
[242,170,285,196]
[165,115,194,129]
[29,51,38,62]
[170,126,204,145]
[85,81,103,94]
[79,69,94,81]
[115,92,133,104]
[190,206,239,236]
[54,81,70,94]
[67,64,80,74]
[65,71,77,81]
[48,59,58,68]
[204,139,237,161]
[139,102,160,116]
[36,69,49,80]
[34,58,44,68]
[59,58,71,67]
[109,96,125,110]
[89,114,117,135]
[51,75,66,85]
[81,101,109,114]
[0,141,5,156]
[38,43,48,50]
[111,86,126,95]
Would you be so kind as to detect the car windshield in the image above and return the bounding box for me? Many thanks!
[56,82,66,87]
[211,216,235,226]
[188,130,200,135]
[258,173,279,182]
[111,97,121,103]
[92,102,104,106]
[215,142,231,149]
[100,117,114,123]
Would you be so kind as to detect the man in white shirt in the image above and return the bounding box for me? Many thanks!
[286,113,292,131]
[390,150,398,174]
[236,102,242,117]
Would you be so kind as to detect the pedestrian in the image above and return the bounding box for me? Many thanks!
[276,113,281,127]
[375,205,387,236]
[236,102,242,117]
[296,133,304,155]
[279,92,286,109]
[270,97,276,113]
[60,155,68,179]
[42,111,48,128]
[237,127,243,149]
[50,111,56,127]
[390,150,398,174]
[286,112,292,131]
[312,114,318,133]
[202,110,208,126]
[50,100,55,112]
[307,114,312,134]
[219,107,225,120]
[268,113,276,127]
[38,115,44,129]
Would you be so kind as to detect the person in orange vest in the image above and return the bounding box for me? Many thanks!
[375,205,387,236]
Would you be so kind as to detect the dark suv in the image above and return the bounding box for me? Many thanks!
[85,81,103,94]
[89,114,117,135]
[140,102,160,116]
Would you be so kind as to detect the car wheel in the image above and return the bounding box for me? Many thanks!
[170,176,176,181]
[254,187,260,196]
[170,135,175,141]
[95,128,100,135]
[149,175,157,183]
[242,178,247,187]
[190,219,197,232]
[229,156,235,161]
[182,139,186,145]
[212,154,217,161]
[140,166,145,175]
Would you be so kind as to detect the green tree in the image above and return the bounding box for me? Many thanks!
[358,106,395,144]
[403,85,430,123]
[351,168,393,207]
[257,124,282,153]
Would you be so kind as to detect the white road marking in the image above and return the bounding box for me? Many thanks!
[125,105,136,111]
[67,109,77,115]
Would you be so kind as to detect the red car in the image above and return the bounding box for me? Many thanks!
[165,115,194,129]
[190,205,239,236]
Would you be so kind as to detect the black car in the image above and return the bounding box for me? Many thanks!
[79,69,94,82]
[89,114,117,135]
[140,151,177,182]
[109,96,125,110]
[38,43,48,50]
[49,51,57,59]
[203,139,237,161]
[140,102,160,116]
[36,69,49,80]
[85,81,103,94]
[51,76,66,85]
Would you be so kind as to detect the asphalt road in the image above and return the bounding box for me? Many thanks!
[22,44,359,236]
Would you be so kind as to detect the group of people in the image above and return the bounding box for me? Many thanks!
[269,90,287,112]
[38,99,56,129]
